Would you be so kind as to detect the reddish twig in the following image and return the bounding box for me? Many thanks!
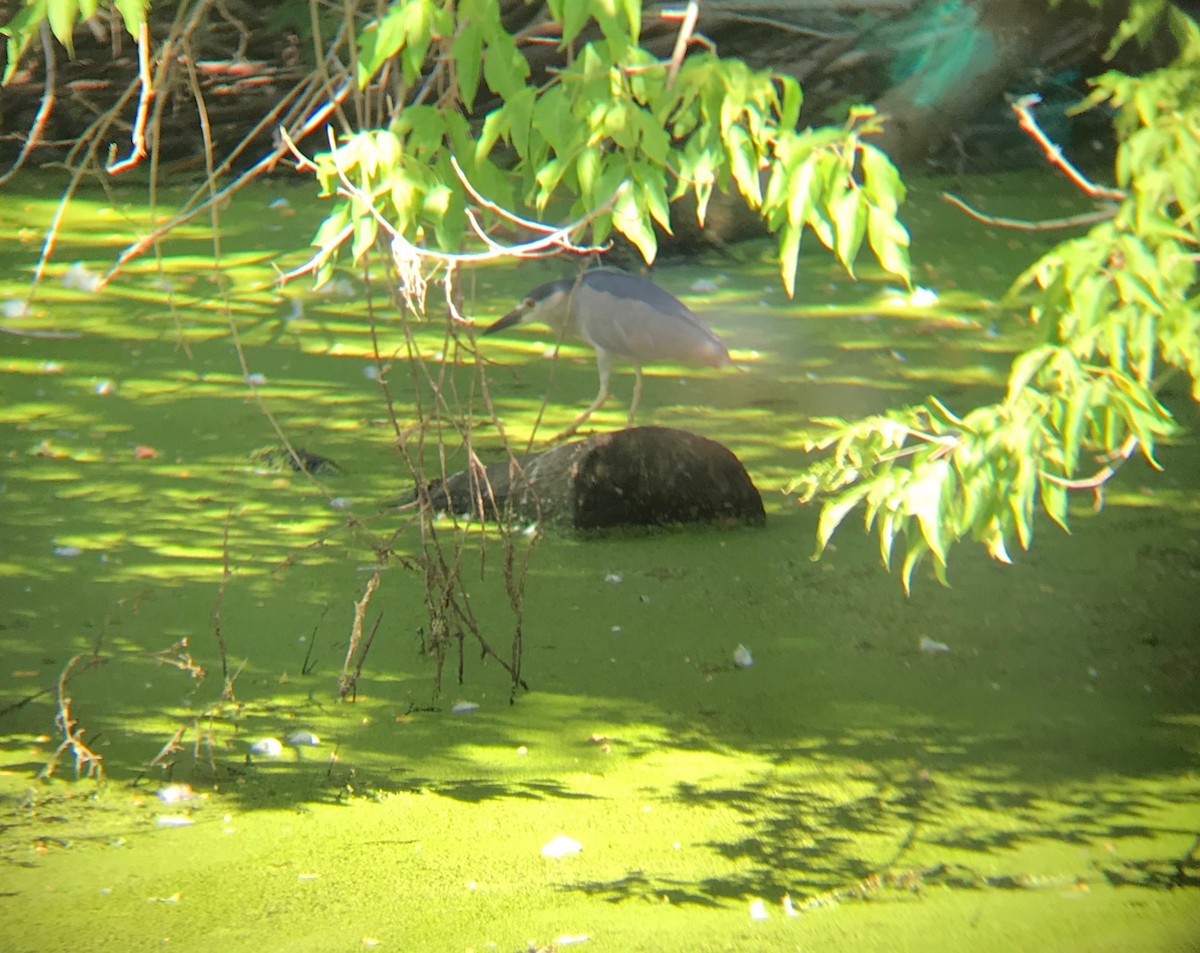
[106,19,154,174]
[0,20,57,186]
[1011,94,1126,201]
[39,655,108,781]
[664,1,700,88]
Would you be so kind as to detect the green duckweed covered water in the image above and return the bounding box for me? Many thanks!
[1,174,1198,953]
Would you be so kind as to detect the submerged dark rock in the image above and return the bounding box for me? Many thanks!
[250,445,342,475]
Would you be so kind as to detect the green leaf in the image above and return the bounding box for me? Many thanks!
[865,206,911,283]
[533,86,572,155]
[816,485,870,555]
[859,145,904,217]
[505,86,535,156]
[620,0,641,45]
[907,457,951,567]
[390,174,419,236]
[358,5,409,88]
[483,30,529,99]
[831,187,866,275]
[613,183,657,264]
[373,130,403,172]
[1009,457,1037,551]
[311,202,352,250]
[534,158,568,209]
[636,168,672,234]
[785,158,818,228]
[778,75,802,130]
[577,148,600,205]
[2,0,47,84]
[452,21,483,110]
[1040,477,1070,531]
[47,0,79,56]
[560,0,589,45]
[876,509,898,569]
[726,125,762,207]
[113,0,146,37]
[900,538,929,595]
[475,109,507,159]
[633,109,670,165]
[351,214,379,262]
[777,221,803,298]
[1005,344,1057,401]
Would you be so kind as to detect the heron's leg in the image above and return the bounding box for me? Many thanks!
[625,366,643,428]
[551,349,612,442]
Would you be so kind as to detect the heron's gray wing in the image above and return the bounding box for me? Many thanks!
[574,270,729,367]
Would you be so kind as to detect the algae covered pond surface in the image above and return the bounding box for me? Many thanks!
[1,176,1199,952]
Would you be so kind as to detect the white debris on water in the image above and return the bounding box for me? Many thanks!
[540,834,583,858]
[733,644,754,668]
[911,286,939,307]
[250,737,284,757]
[156,783,195,804]
[919,636,951,654]
[61,262,101,292]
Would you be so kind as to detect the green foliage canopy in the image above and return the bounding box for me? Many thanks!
[793,10,1200,590]
[311,0,911,298]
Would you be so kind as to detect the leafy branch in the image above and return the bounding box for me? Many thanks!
[295,0,911,300]
[793,9,1200,590]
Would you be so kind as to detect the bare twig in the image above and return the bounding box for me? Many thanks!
[0,20,57,186]
[39,655,108,781]
[1011,94,1127,201]
[346,613,384,701]
[25,74,140,305]
[940,192,1117,231]
[940,95,1125,232]
[211,505,234,699]
[664,1,700,88]
[340,570,381,699]
[105,19,154,174]
[99,80,351,289]
[142,727,187,776]
[1040,432,1141,508]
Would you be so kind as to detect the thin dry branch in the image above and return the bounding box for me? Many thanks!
[939,191,1117,230]
[105,19,154,173]
[940,94,1125,232]
[0,21,57,186]
[1011,94,1126,201]
[339,570,382,699]
[1040,432,1141,509]
[664,1,700,88]
[39,654,108,781]
[98,80,351,290]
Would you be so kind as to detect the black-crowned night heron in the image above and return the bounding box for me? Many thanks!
[481,268,730,440]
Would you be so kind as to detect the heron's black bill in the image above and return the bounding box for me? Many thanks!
[481,309,524,336]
